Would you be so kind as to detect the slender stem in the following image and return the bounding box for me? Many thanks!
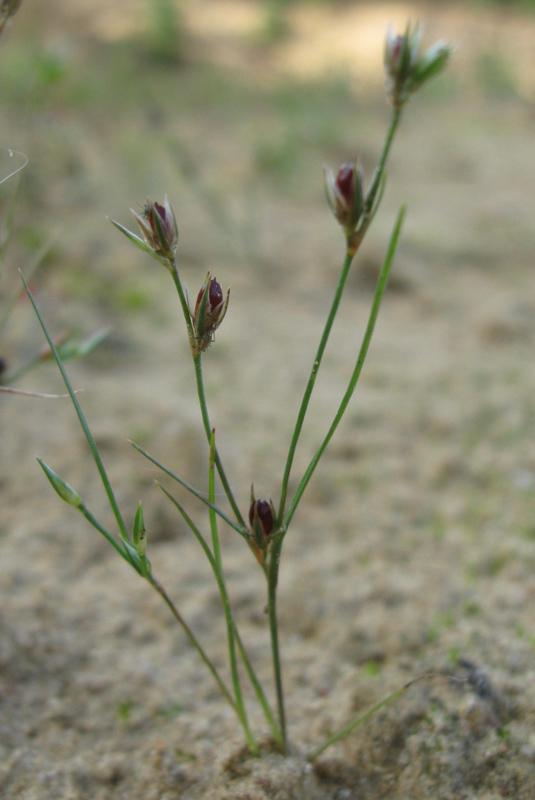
[277,107,402,527]
[193,353,246,527]
[168,260,245,528]
[267,536,286,752]
[148,574,237,712]
[26,277,245,730]
[234,628,283,748]
[277,249,354,525]
[268,108,404,753]
[309,674,424,761]
[208,432,259,755]
[0,153,28,269]
[362,107,402,220]
[1,234,55,334]
[158,481,282,746]
[285,206,406,530]
[79,506,132,562]
[169,258,196,342]
[131,441,247,537]
[22,274,128,540]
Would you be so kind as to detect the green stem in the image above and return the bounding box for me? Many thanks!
[267,536,286,752]
[169,258,196,342]
[362,107,402,220]
[168,260,245,528]
[158,481,282,746]
[208,432,259,755]
[1,234,55,334]
[277,107,402,527]
[277,249,353,525]
[131,441,247,537]
[148,574,238,713]
[309,673,423,761]
[24,283,235,714]
[285,206,406,529]
[234,628,283,748]
[79,506,133,562]
[22,273,127,540]
[193,353,245,527]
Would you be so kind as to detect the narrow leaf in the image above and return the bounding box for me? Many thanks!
[37,458,84,509]
[108,218,172,269]
[130,440,248,537]
[21,272,128,540]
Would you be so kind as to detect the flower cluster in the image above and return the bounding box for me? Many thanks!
[384,23,452,110]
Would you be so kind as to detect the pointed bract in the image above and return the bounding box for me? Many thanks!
[37,458,84,510]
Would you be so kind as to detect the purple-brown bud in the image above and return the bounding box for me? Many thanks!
[195,279,223,318]
[249,487,276,563]
[249,499,274,537]
[131,196,178,260]
[324,161,363,236]
[188,273,230,354]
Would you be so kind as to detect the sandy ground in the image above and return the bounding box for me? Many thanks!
[2,2,535,798]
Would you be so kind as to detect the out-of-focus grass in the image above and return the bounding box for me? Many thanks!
[0,17,387,312]
[0,0,527,323]
[0,33,362,192]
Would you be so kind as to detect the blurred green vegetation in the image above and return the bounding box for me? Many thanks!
[144,0,185,63]
[0,19,370,234]
[457,0,535,8]
[257,0,535,9]
[0,0,527,323]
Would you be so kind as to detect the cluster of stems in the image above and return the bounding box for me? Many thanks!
[29,23,451,758]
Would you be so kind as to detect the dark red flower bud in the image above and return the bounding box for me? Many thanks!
[188,273,229,355]
[0,356,7,377]
[249,499,274,536]
[248,488,276,564]
[195,278,223,316]
[324,161,363,235]
[336,163,356,206]
[131,196,178,260]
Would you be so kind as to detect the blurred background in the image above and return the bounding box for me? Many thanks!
[2,0,534,304]
[2,3,535,798]
[2,0,534,488]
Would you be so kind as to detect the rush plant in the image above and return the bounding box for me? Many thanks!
[28,24,451,757]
